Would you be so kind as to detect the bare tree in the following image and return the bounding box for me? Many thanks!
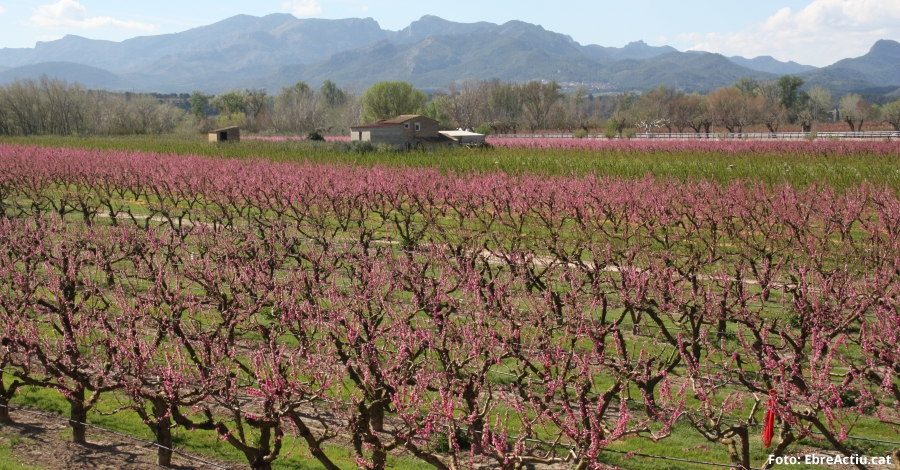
[633,85,676,133]
[707,87,750,133]
[669,93,705,133]
[798,85,831,132]
[486,80,523,134]
[273,82,320,134]
[882,99,900,131]
[839,94,880,132]
[2,79,44,136]
[446,80,489,129]
[610,91,637,135]
[520,80,561,133]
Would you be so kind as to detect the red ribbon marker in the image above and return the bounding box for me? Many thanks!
[763,389,776,449]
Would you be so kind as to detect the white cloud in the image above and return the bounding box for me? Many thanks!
[678,0,900,66]
[31,0,156,31]
[0,6,6,15]
[282,0,322,17]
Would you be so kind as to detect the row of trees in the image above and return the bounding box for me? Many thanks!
[352,76,900,135]
[2,75,899,137]
[188,77,900,135]
[2,145,900,469]
[186,79,364,135]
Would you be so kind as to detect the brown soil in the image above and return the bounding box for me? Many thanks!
[0,408,232,470]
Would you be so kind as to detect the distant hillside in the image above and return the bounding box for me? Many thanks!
[0,15,390,71]
[0,14,391,92]
[727,56,816,75]
[0,13,897,97]
[800,40,900,94]
[0,62,127,89]
[257,28,775,93]
[605,52,776,92]
[257,28,603,91]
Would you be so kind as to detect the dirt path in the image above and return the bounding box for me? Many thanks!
[0,408,233,470]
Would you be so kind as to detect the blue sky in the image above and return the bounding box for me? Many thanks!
[0,0,898,66]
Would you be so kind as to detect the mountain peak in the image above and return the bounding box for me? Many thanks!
[868,39,900,57]
[393,16,495,43]
[726,55,817,74]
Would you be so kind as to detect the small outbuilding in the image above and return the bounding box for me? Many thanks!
[209,127,240,143]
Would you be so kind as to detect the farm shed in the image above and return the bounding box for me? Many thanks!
[439,130,486,146]
[209,127,240,143]
[350,115,452,150]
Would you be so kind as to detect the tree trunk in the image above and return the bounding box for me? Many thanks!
[469,418,485,455]
[717,319,728,342]
[369,402,384,432]
[722,428,751,470]
[371,448,387,470]
[0,400,10,423]
[152,398,173,466]
[251,461,273,470]
[739,430,751,470]
[245,427,275,470]
[69,391,88,444]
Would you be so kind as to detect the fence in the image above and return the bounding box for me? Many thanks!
[491,131,900,140]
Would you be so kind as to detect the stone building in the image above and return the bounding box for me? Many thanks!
[350,115,451,150]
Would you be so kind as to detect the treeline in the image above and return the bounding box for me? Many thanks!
[186,79,364,135]
[0,77,184,136]
[3,75,900,137]
[411,76,900,135]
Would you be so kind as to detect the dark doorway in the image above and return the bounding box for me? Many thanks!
[219,131,227,141]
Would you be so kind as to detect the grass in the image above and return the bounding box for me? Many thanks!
[0,434,41,470]
[6,384,423,470]
[5,383,893,470]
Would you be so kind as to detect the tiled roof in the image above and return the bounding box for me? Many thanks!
[350,122,399,129]
[381,114,422,124]
[351,115,440,130]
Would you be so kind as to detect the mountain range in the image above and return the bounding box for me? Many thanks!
[0,13,898,97]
